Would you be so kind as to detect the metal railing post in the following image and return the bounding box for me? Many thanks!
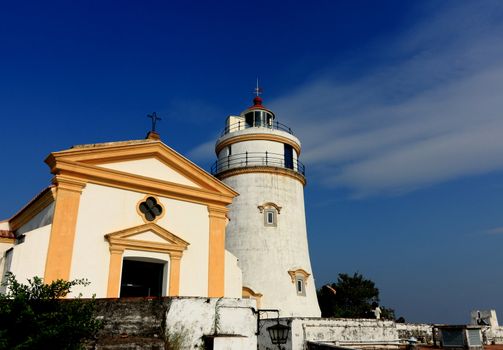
[246,151,248,166]
[265,151,268,165]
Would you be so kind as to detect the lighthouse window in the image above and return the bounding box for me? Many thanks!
[264,209,277,227]
[245,112,254,127]
[296,276,306,296]
[254,111,262,126]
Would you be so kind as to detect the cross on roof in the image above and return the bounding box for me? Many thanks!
[147,112,162,132]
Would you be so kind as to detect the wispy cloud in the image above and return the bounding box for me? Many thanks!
[189,1,503,197]
[267,1,503,197]
[485,227,503,235]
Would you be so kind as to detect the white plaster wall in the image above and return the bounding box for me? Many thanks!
[0,221,9,230]
[8,225,51,285]
[99,158,199,188]
[16,202,54,235]
[69,182,210,298]
[259,318,436,350]
[223,172,320,317]
[165,297,256,349]
[224,250,243,298]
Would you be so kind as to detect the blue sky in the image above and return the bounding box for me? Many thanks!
[1,1,503,323]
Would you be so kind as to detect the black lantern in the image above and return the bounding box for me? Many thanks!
[267,320,290,345]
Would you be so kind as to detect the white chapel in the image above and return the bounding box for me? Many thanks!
[0,93,320,317]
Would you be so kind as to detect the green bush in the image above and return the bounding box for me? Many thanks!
[0,272,102,350]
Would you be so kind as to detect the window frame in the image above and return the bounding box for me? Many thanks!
[264,208,277,227]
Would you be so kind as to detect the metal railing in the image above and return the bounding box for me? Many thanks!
[220,121,294,137]
[211,151,305,176]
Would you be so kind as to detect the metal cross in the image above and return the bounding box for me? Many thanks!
[254,77,263,97]
[147,112,162,132]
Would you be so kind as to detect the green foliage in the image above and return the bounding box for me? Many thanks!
[317,272,395,320]
[0,272,102,350]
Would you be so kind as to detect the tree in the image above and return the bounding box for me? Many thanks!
[317,272,395,320]
[0,272,102,350]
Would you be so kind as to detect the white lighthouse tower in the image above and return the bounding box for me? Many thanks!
[212,89,321,317]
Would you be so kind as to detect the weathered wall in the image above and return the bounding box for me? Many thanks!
[223,172,320,318]
[259,318,434,350]
[88,297,257,349]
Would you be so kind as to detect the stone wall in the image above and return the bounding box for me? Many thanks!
[87,297,257,350]
[258,318,434,350]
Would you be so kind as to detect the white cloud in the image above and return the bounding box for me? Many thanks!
[187,139,216,162]
[485,227,503,235]
[267,1,503,196]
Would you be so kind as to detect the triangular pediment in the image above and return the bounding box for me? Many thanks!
[105,223,189,254]
[45,139,238,204]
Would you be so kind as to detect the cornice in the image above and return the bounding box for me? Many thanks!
[10,187,56,232]
[216,166,306,186]
[288,269,311,284]
[45,140,238,199]
[51,159,236,207]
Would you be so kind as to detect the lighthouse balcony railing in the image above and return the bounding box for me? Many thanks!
[221,121,294,136]
[211,151,305,176]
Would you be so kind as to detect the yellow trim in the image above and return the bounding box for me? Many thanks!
[106,248,123,298]
[242,286,263,308]
[136,194,166,224]
[10,187,56,232]
[168,254,182,296]
[47,159,235,207]
[288,268,311,284]
[44,176,86,283]
[45,140,238,197]
[216,166,306,186]
[215,133,301,156]
[104,223,189,297]
[207,206,228,297]
[0,237,15,244]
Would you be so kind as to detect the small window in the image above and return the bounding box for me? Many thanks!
[264,209,277,227]
[288,269,310,297]
[296,276,306,296]
[138,196,163,222]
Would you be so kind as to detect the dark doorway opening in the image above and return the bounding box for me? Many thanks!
[120,259,164,297]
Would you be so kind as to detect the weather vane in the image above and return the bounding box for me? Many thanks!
[147,112,162,132]
[254,77,263,97]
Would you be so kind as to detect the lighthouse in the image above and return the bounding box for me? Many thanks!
[211,89,321,317]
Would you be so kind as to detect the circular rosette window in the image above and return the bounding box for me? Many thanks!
[139,196,163,222]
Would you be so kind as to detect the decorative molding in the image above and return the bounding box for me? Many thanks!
[257,202,282,214]
[104,223,189,297]
[215,133,301,155]
[216,166,306,186]
[242,286,263,308]
[288,269,311,284]
[45,140,238,200]
[47,158,236,207]
[105,222,189,254]
[0,237,15,244]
